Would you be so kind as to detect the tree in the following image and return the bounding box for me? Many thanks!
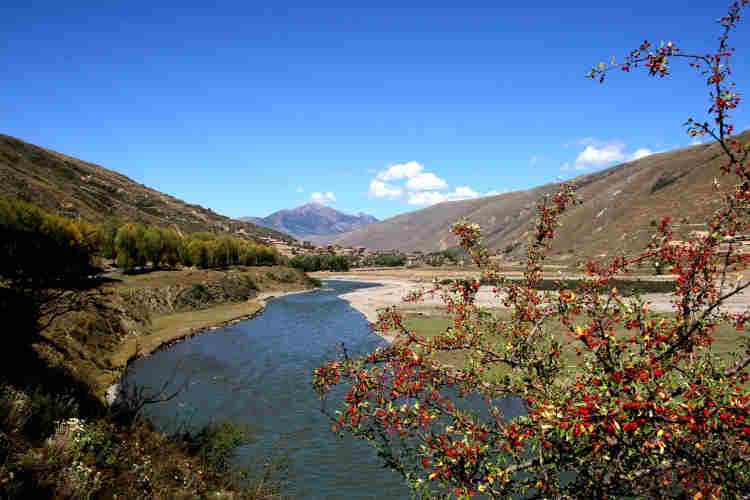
[213,236,238,268]
[98,217,123,259]
[290,254,350,272]
[194,240,211,269]
[162,227,181,267]
[239,241,259,266]
[314,3,750,498]
[114,223,146,272]
[0,198,101,353]
[142,226,166,268]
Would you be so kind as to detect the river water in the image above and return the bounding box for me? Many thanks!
[124,280,524,499]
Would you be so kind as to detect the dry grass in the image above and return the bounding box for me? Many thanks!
[0,382,283,499]
[96,301,265,391]
[0,132,292,242]
[330,130,750,259]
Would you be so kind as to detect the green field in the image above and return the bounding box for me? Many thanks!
[394,307,746,382]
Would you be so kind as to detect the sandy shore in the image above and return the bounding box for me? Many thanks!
[317,273,750,327]
[320,274,501,324]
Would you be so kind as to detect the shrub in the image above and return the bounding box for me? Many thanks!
[69,420,120,467]
[190,421,256,477]
[314,4,750,497]
[307,276,323,288]
[651,171,684,193]
[0,383,32,433]
[276,269,299,283]
[23,389,79,441]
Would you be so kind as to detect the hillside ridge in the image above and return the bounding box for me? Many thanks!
[331,130,750,260]
[0,133,292,241]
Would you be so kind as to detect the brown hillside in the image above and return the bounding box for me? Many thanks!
[0,133,292,241]
[332,130,750,260]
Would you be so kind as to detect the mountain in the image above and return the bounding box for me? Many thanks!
[241,203,378,240]
[0,133,293,241]
[331,129,750,260]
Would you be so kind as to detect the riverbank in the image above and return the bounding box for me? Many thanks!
[312,272,505,323]
[35,266,317,402]
[121,278,416,499]
[312,273,446,343]
[4,265,316,499]
[312,271,750,339]
[103,288,315,404]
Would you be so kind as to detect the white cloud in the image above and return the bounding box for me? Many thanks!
[311,191,336,204]
[563,138,654,171]
[630,148,653,160]
[691,137,703,146]
[575,144,625,169]
[407,186,495,206]
[369,179,403,199]
[405,172,448,191]
[370,161,496,206]
[454,186,479,198]
[296,187,304,193]
[407,191,450,206]
[376,161,424,181]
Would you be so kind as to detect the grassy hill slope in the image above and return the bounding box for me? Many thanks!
[0,133,292,241]
[332,130,750,260]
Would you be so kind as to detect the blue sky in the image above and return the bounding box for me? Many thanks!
[2,1,749,220]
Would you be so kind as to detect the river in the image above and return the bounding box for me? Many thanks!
[124,279,524,499]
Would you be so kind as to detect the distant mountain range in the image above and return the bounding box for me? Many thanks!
[241,203,378,240]
[330,129,750,261]
[0,133,292,242]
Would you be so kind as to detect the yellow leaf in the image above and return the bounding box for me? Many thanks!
[428,472,438,480]
[694,492,703,500]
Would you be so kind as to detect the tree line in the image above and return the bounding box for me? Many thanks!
[0,198,285,275]
[360,253,406,267]
[99,220,283,272]
[0,197,100,285]
[289,254,350,272]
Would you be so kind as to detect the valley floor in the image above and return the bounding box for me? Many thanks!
[312,270,750,339]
